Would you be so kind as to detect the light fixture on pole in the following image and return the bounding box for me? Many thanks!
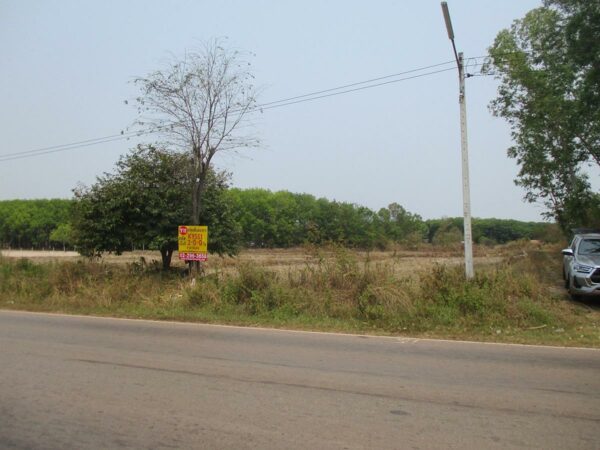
[441,1,474,279]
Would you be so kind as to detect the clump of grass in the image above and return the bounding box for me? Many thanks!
[186,264,304,317]
[0,258,53,303]
[182,246,568,334]
[0,257,180,312]
[410,263,554,331]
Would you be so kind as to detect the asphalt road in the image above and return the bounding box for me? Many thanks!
[1,311,599,449]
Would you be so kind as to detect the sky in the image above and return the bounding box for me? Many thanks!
[0,0,546,221]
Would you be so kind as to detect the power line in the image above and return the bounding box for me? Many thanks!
[0,135,138,162]
[0,126,169,159]
[4,60,459,159]
[0,60,480,163]
[0,132,140,159]
[256,67,458,112]
[256,59,456,107]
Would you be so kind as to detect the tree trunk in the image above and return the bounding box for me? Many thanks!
[192,181,201,225]
[160,248,173,271]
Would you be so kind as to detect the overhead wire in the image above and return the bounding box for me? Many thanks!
[0,60,487,162]
[256,59,456,107]
[256,67,458,112]
[0,131,147,159]
[0,135,142,162]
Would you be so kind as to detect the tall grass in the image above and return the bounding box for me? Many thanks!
[0,258,182,312]
[1,246,597,345]
[185,246,560,332]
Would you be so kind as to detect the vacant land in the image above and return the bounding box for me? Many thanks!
[0,246,505,272]
[1,243,598,347]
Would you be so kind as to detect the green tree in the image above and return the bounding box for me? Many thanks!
[227,189,419,249]
[430,219,464,246]
[72,145,239,270]
[377,202,426,244]
[557,0,600,149]
[0,199,72,249]
[486,0,600,232]
[49,223,73,251]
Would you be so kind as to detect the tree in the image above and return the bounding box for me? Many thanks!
[377,203,426,244]
[556,0,600,146]
[0,199,72,249]
[431,220,463,246]
[131,40,258,227]
[49,223,73,251]
[72,145,240,270]
[485,0,600,232]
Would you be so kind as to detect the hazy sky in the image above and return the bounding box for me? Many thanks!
[0,0,545,220]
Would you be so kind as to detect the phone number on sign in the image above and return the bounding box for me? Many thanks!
[178,252,208,261]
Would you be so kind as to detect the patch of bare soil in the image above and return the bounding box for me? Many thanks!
[1,246,507,277]
[1,250,81,263]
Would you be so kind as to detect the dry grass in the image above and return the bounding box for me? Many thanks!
[1,242,598,347]
[158,245,504,276]
[1,243,507,273]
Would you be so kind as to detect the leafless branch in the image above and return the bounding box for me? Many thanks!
[131,39,259,224]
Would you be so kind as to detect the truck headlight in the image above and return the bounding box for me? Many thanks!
[574,264,594,274]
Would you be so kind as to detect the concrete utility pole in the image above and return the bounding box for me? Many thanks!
[441,1,474,279]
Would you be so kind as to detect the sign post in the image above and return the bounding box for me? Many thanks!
[178,225,208,262]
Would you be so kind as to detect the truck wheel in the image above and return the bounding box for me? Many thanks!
[568,279,582,301]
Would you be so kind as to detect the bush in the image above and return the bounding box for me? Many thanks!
[432,226,463,246]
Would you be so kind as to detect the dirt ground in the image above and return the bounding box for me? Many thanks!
[1,247,506,277]
[1,250,80,259]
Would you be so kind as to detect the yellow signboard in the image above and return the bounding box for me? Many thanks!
[178,225,208,261]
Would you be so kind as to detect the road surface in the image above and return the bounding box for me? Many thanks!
[1,310,599,449]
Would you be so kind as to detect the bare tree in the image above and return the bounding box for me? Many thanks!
[132,39,258,225]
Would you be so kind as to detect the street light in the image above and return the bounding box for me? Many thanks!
[441,1,474,279]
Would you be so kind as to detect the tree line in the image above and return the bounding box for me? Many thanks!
[227,188,426,249]
[0,185,555,258]
[229,189,553,248]
[0,199,72,250]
